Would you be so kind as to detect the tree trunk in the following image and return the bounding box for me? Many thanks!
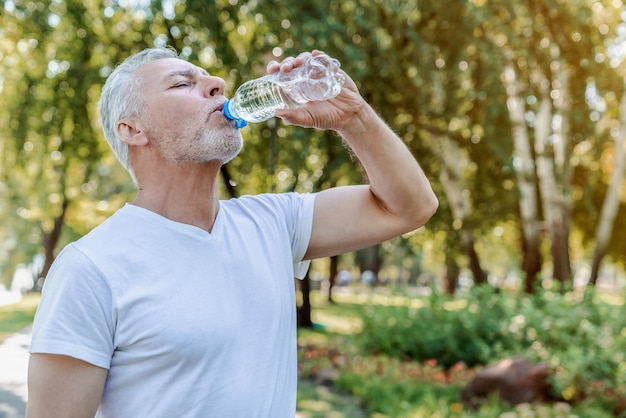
[535,92,572,283]
[503,63,543,291]
[444,251,460,295]
[462,229,485,285]
[521,235,542,293]
[432,134,486,285]
[297,272,313,328]
[220,165,238,198]
[328,255,338,303]
[356,244,383,285]
[549,68,573,282]
[590,89,626,285]
[39,197,70,282]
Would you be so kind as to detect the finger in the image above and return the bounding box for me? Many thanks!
[274,109,293,125]
[266,57,298,74]
[293,52,313,66]
[266,51,324,74]
[278,56,297,72]
[266,60,281,74]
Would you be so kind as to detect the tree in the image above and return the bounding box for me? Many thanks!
[481,0,624,290]
[590,89,626,285]
[3,0,626,298]
[0,0,116,284]
[502,60,543,291]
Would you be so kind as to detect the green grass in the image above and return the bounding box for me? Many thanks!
[0,293,40,342]
[297,380,366,418]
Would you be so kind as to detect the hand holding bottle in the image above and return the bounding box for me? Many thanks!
[223,50,364,132]
[268,51,365,132]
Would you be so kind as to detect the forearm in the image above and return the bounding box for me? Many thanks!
[27,354,107,418]
[337,103,438,226]
[276,51,438,259]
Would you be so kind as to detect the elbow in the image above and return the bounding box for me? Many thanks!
[407,191,439,231]
[426,191,439,217]
[421,191,439,224]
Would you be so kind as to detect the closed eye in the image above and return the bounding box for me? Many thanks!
[172,81,193,88]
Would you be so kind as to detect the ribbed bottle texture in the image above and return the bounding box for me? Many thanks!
[223,54,345,128]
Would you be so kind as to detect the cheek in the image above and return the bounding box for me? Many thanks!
[152,107,179,127]
[144,100,208,139]
[167,106,206,130]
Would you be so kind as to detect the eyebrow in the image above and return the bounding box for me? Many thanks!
[163,67,210,81]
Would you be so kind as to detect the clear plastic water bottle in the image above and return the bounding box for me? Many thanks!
[222,54,346,128]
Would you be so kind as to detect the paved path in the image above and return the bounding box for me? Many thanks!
[0,326,356,418]
[0,327,30,418]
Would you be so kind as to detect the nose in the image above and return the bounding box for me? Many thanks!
[203,76,226,98]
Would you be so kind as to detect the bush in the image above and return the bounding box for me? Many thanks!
[356,285,626,402]
[357,286,520,368]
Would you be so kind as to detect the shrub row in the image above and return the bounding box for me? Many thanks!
[356,285,626,401]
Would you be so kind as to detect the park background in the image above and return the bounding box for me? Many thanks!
[3,0,626,416]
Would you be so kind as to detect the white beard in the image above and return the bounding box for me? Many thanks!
[185,121,243,164]
[149,114,243,165]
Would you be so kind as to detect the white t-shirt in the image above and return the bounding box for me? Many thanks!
[30,192,316,418]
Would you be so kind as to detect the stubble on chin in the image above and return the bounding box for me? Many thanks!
[192,122,243,164]
[150,115,243,164]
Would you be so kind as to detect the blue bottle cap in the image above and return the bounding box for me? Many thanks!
[222,100,247,129]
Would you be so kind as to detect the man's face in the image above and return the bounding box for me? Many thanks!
[134,58,242,164]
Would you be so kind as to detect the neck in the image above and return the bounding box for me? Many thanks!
[132,162,223,233]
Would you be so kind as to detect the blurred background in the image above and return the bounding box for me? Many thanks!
[2,0,626,417]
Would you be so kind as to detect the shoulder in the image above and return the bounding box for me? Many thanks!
[49,244,102,277]
[47,204,146,289]
[72,204,131,246]
[222,192,317,216]
[43,244,111,297]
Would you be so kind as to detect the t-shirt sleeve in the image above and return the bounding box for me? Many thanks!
[288,192,316,279]
[29,245,116,369]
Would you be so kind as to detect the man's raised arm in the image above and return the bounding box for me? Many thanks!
[271,51,438,260]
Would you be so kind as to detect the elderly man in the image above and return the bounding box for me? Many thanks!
[26,47,437,418]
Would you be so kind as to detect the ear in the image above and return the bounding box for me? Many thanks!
[117,116,149,146]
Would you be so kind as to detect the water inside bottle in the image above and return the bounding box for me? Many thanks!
[228,54,345,124]
[232,79,290,123]
[232,76,314,122]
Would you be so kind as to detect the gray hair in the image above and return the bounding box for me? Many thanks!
[99,47,179,179]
